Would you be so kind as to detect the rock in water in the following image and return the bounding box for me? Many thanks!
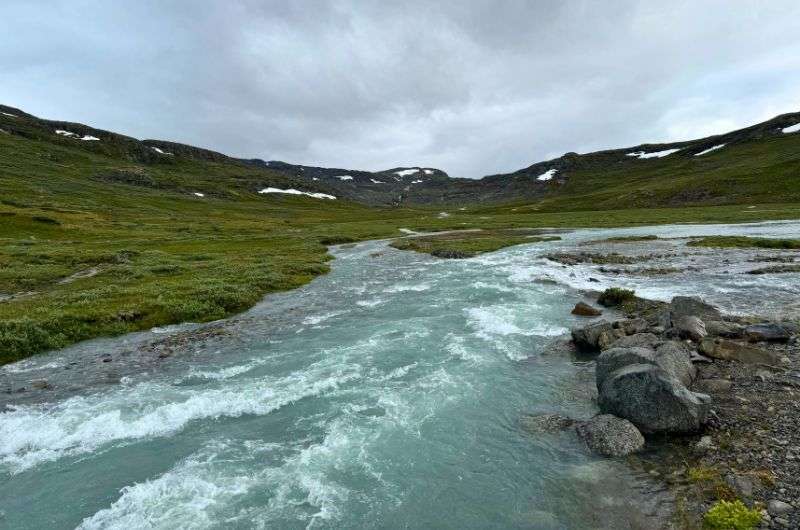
[571,321,615,353]
[598,364,710,433]
[596,343,695,388]
[575,414,645,457]
[519,413,576,434]
[673,315,707,342]
[698,338,782,365]
[745,323,792,343]
[571,302,602,317]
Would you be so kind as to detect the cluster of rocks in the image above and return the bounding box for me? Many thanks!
[562,294,798,460]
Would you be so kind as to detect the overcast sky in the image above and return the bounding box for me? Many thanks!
[3,1,800,177]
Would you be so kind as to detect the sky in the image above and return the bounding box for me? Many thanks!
[2,1,800,178]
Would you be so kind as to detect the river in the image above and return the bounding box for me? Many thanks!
[2,221,799,529]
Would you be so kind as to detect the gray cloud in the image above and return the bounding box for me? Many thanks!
[2,0,800,177]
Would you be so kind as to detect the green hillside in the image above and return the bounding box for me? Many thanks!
[1,106,799,363]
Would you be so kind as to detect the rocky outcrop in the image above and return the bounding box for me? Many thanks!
[745,323,792,343]
[705,320,744,338]
[598,364,711,433]
[575,414,645,457]
[604,332,660,351]
[698,338,782,365]
[667,296,722,323]
[673,315,707,342]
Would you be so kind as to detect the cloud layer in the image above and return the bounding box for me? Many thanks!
[2,1,800,177]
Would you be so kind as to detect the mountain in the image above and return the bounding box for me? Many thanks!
[1,103,799,210]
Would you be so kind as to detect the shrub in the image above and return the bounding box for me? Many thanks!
[597,287,636,307]
[703,500,761,530]
[319,235,356,245]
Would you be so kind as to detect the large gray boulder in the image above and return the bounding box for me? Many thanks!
[575,414,645,457]
[604,332,660,351]
[668,296,722,322]
[571,321,615,352]
[614,318,648,336]
[654,341,696,387]
[705,320,744,339]
[596,342,695,388]
[598,364,711,433]
[698,338,782,365]
[673,315,707,342]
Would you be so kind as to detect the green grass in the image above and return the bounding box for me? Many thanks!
[389,230,560,258]
[703,500,761,530]
[2,121,800,363]
[687,236,800,249]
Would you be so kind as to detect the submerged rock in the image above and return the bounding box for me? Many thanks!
[520,413,576,434]
[572,302,602,317]
[598,364,710,433]
[698,338,781,365]
[576,414,645,457]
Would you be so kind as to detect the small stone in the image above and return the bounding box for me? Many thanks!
[30,379,52,390]
[768,499,793,517]
[575,414,645,457]
[695,435,715,451]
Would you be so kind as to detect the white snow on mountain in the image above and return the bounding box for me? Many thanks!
[626,148,681,159]
[258,187,336,200]
[536,169,557,181]
[694,144,726,156]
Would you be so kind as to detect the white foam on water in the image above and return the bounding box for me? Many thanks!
[302,310,345,325]
[0,363,362,473]
[356,298,385,308]
[2,360,62,374]
[383,283,431,293]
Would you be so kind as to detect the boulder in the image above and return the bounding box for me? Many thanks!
[605,332,660,351]
[767,500,794,517]
[668,296,722,322]
[596,342,694,387]
[698,338,782,365]
[745,323,792,343]
[596,347,657,386]
[598,364,710,433]
[520,413,576,434]
[571,321,614,352]
[705,320,744,338]
[654,341,696,386]
[597,328,626,350]
[673,315,707,342]
[614,318,648,336]
[575,414,645,457]
[571,302,602,317]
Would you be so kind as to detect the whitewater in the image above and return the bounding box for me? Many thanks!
[2,221,799,529]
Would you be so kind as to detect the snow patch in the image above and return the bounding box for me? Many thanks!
[438,212,450,218]
[411,179,423,184]
[151,146,173,155]
[258,188,336,200]
[782,123,800,134]
[55,129,100,141]
[627,148,681,159]
[335,175,353,181]
[370,179,384,184]
[423,169,434,175]
[394,169,419,177]
[694,144,726,156]
[193,192,205,197]
[536,169,557,181]
[1,112,17,118]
